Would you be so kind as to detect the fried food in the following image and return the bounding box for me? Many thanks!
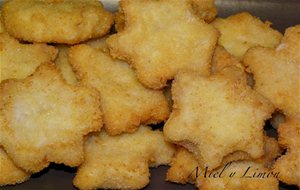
[0,148,30,186]
[166,146,199,184]
[107,0,218,89]
[211,46,247,83]
[73,126,175,190]
[273,117,300,187]
[164,71,274,170]
[166,136,281,185]
[196,161,279,190]
[0,33,57,82]
[244,25,300,116]
[191,0,217,23]
[0,11,5,33]
[55,45,78,85]
[0,63,102,173]
[69,44,169,135]
[114,10,125,32]
[114,0,217,32]
[2,0,114,44]
[84,36,108,52]
[212,12,282,59]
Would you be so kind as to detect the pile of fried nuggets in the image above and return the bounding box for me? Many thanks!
[0,0,299,189]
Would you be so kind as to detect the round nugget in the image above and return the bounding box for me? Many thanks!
[2,0,114,44]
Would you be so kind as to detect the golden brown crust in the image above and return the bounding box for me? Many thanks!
[190,0,217,23]
[211,46,247,83]
[73,126,175,190]
[164,71,274,170]
[2,0,114,44]
[244,25,300,116]
[54,45,78,85]
[107,0,218,89]
[69,44,169,135]
[212,12,282,59]
[0,63,102,173]
[273,117,300,187]
[0,148,30,186]
[0,33,58,82]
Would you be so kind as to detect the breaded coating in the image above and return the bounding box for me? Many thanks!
[2,0,114,44]
[114,0,217,32]
[73,126,175,190]
[166,146,199,184]
[0,63,102,173]
[114,10,125,32]
[244,26,300,117]
[212,12,282,59]
[273,117,300,187]
[0,11,4,33]
[84,36,108,52]
[55,45,78,85]
[69,44,169,135]
[107,0,218,89]
[164,71,274,170]
[0,148,30,186]
[0,33,57,82]
[196,161,279,190]
[166,136,281,185]
[191,0,217,23]
[211,46,247,83]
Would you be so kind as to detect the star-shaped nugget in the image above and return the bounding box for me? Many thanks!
[73,126,175,190]
[164,71,274,170]
[0,33,57,82]
[69,44,169,135]
[0,63,102,173]
[212,12,282,59]
[0,148,30,186]
[273,117,300,188]
[107,0,218,89]
[244,25,300,116]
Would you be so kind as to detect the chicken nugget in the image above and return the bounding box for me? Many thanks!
[211,46,247,83]
[69,44,169,135]
[73,126,175,190]
[196,161,279,190]
[273,117,300,187]
[0,63,102,173]
[0,148,30,186]
[244,25,300,116]
[114,0,217,32]
[55,45,78,85]
[2,0,114,44]
[164,71,274,170]
[166,136,281,185]
[107,0,218,89]
[212,12,282,59]
[0,33,57,82]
